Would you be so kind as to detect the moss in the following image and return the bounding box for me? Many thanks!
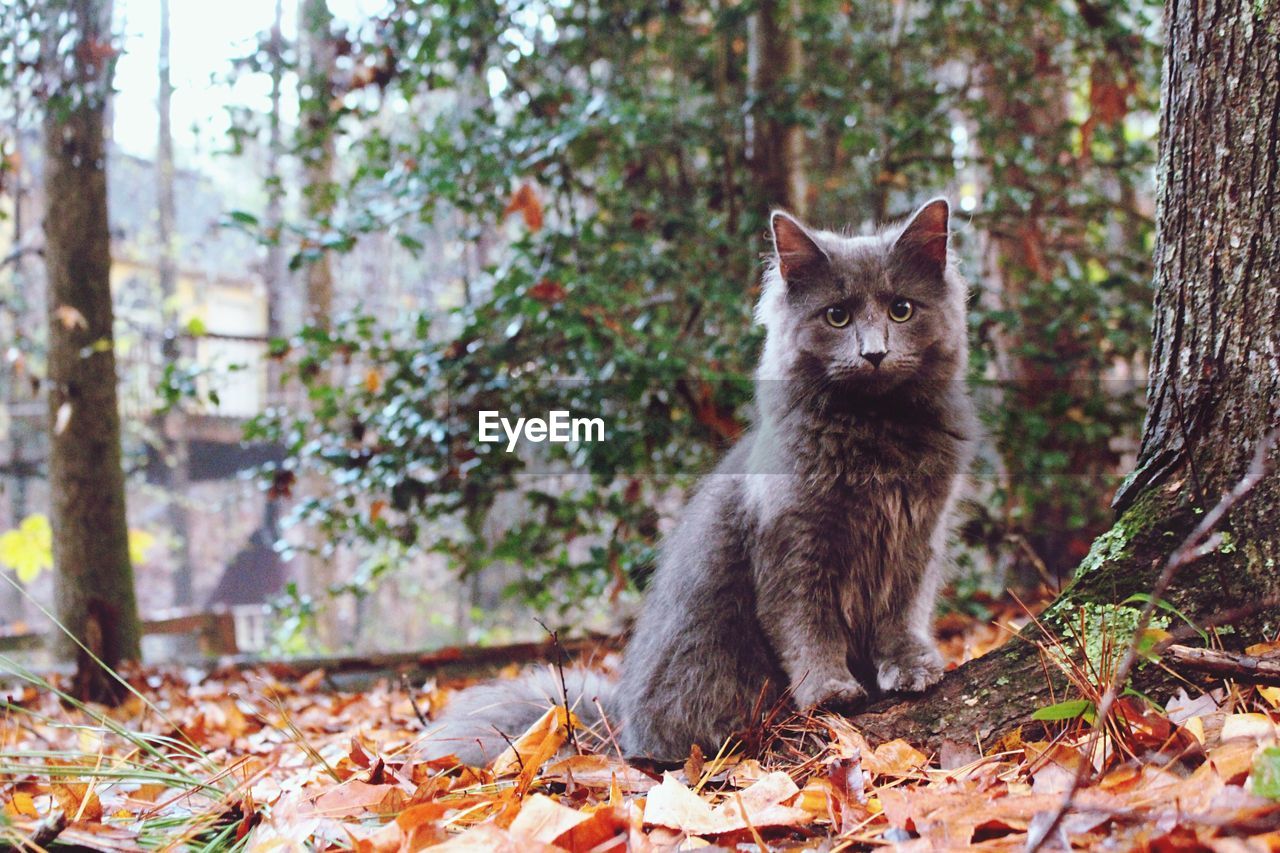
[1072,488,1163,582]
[1045,602,1170,676]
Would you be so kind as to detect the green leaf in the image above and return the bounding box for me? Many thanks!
[1123,593,1208,642]
[185,316,208,337]
[1032,699,1095,722]
[1253,747,1280,800]
[229,210,259,225]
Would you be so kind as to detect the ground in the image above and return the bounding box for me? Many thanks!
[2,592,1280,851]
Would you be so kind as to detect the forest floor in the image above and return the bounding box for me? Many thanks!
[2,590,1280,851]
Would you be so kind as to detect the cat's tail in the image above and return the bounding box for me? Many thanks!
[417,666,617,767]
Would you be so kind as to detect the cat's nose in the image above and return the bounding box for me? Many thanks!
[861,350,887,369]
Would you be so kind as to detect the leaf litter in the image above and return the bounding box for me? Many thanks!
[2,597,1279,851]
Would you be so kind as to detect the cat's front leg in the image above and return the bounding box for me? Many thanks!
[874,634,945,693]
[873,557,946,693]
[753,536,867,710]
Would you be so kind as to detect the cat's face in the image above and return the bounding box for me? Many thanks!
[757,199,966,394]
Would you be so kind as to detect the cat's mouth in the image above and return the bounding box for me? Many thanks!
[825,363,910,393]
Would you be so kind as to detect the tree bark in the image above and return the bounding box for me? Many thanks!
[747,0,806,215]
[265,0,288,401]
[297,0,341,646]
[297,0,336,330]
[852,0,1279,747]
[42,0,141,700]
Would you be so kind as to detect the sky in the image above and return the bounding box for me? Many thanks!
[111,0,381,163]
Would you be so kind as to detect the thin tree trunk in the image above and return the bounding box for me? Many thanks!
[853,0,1280,747]
[297,0,336,331]
[747,0,806,215]
[42,0,141,700]
[155,0,194,607]
[297,0,341,645]
[265,0,288,402]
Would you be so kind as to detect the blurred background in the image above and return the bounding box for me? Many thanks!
[0,0,1160,662]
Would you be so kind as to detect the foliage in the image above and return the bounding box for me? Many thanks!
[1048,601,1170,679]
[0,516,51,583]
[0,515,154,585]
[231,0,1163,612]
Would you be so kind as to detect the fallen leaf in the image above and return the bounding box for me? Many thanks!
[508,793,592,843]
[1221,713,1276,742]
[864,739,929,776]
[491,705,575,779]
[642,770,809,836]
[543,754,658,792]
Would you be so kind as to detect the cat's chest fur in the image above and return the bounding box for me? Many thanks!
[751,400,966,602]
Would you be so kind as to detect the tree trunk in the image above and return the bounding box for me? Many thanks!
[853,0,1279,747]
[297,0,336,330]
[747,0,806,215]
[297,0,341,646]
[42,0,141,701]
[155,0,194,607]
[265,0,288,402]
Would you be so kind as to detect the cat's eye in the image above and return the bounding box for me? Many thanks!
[824,306,851,328]
[888,298,914,323]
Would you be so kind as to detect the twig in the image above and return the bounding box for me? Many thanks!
[495,729,524,773]
[1027,428,1277,852]
[535,619,581,755]
[1161,644,1280,687]
[26,810,68,848]
[400,674,430,728]
[1161,594,1280,644]
[594,696,626,761]
[1007,533,1059,590]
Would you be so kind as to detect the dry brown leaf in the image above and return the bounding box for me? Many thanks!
[508,792,593,843]
[4,792,39,818]
[864,738,929,776]
[642,770,809,836]
[641,772,719,834]
[503,182,544,232]
[491,705,574,778]
[430,822,561,852]
[309,781,407,819]
[1221,713,1277,742]
[543,754,658,792]
[53,782,103,822]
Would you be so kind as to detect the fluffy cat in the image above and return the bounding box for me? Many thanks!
[423,198,976,764]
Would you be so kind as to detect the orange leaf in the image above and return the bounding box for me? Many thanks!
[508,793,593,844]
[528,279,567,303]
[491,705,575,779]
[863,739,929,776]
[4,792,38,818]
[504,182,544,231]
[52,783,103,822]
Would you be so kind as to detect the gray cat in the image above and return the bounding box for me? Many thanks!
[423,198,976,765]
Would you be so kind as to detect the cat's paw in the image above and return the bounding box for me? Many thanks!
[876,646,945,694]
[793,674,868,711]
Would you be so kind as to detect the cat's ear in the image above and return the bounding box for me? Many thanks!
[892,198,950,278]
[771,211,829,282]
